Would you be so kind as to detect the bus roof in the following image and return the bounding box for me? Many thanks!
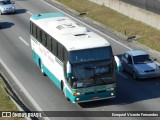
[30,13,110,51]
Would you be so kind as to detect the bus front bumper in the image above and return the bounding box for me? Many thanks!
[71,90,116,103]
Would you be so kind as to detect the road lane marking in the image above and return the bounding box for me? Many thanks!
[41,0,132,51]
[18,37,29,46]
[27,11,33,15]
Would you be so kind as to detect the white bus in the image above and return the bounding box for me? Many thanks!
[30,12,120,103]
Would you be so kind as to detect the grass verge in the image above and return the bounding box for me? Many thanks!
[55,0,160,52]
[0,78,24,120]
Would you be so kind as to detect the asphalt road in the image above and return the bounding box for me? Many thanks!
[0,0,160,120]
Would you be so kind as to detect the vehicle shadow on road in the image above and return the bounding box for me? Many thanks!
[0,22,14,29]
[15,9,27,14]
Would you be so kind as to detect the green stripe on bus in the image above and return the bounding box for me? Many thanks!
[66,87,116,103]
[32,50,61,89]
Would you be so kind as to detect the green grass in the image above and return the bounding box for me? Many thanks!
[55,0,160,52]
[0,79,24,120]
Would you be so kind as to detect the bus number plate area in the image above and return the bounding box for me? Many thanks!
[92,96,100,99]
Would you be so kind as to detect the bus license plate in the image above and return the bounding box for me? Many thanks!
[93,96,99,99]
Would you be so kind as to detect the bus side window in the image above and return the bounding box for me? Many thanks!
[42,32,47,47]
[64,48,68,63]
[44,33,47,47]
[37,27,42,43]
[32,23,37,38]
[39,30,42,43]
[52,38,58,56]
[30,21,33,35]
[47,36,52,51]
[57,43,64,61]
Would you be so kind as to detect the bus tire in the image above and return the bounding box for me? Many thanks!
[62,81,69,101]
[39,59,46,76]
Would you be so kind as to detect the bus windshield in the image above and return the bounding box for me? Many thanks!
[71,60,114,88]
[69,47,115,88]
[69,47,112,63]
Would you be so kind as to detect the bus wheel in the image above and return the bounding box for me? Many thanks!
[62,81,69,101]
[39,60,46,76]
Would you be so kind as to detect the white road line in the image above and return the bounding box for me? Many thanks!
[41,0,132,50]
[18,37,29,46]
[0,58,50,120]
[27,11,33,15]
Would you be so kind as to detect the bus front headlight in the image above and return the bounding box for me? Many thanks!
[73,92,81,96]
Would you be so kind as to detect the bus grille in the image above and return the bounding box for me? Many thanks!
[85,90,106,95]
